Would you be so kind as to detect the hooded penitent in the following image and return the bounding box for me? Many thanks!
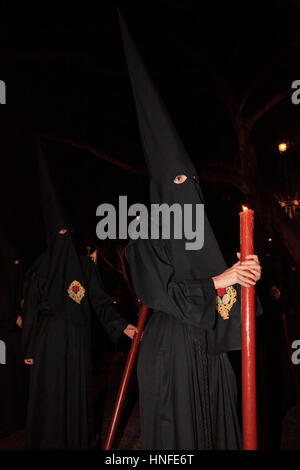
[24,140,91,335]
[22,141,94,449]
[120,13,245,450]
[22,140,128,449]
[119,12,244,354]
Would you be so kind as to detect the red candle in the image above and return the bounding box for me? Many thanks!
[239,205,257,450]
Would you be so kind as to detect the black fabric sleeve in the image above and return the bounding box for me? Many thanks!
[127,239,217,329]
[85,259,129,342]
[22,272,39,359]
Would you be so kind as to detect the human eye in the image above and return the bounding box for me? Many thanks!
[173,174,187,184]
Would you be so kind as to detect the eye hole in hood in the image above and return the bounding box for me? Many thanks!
[173,174,187,184]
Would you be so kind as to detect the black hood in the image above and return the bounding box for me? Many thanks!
[119,11,227,280]
[37,138,69,243]
[118,11,202,205]
[29,141,90,324]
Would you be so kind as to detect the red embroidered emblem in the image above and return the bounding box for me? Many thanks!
[67,280,85,304]
[217,288,226,296]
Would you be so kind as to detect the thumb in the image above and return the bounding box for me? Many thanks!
[236,252,240,260]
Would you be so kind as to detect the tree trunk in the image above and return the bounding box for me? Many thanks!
[236,131,300,268]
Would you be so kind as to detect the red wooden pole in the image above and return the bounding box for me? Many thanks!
[240,206,257,450]
[103,305,149,450]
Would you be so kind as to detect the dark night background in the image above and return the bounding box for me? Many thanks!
[0,0,300,449]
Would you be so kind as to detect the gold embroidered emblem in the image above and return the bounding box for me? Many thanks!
[216,285,237,320]
[67,280,85,304]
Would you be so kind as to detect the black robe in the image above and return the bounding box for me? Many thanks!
[22,255,128,450]
[127,237,242,450]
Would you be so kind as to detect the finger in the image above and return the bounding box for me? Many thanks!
[238,279,255,288]
[240,258,260,265]
[250,267,262,274]
[241,271,258,282]
[236,263,256,271]
[236,252,240,259]
[246,267,261,276]
[237,276,253,287]
[240,282,254,288]
[236,266,259,279]
[236,263,261,274]
[245,263,261,271]
[239,263,260,273]
[247,268,261,280]
[237,273,256,286]
[245,254,258,259]
[240,260,261,268]
[245,254,259,262]
[247,269,261,280]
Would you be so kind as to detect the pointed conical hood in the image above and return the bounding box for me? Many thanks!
[36,138,68,243]
[119,12,227,274]
[118,11,203,206]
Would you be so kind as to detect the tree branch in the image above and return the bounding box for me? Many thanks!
[210,71,239,124]
[37,132,147,175]
[238,50,288,115]
[38,133,244,191]
[246,86,291,131]
[196,161,243,192]
[41,132,299,262]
